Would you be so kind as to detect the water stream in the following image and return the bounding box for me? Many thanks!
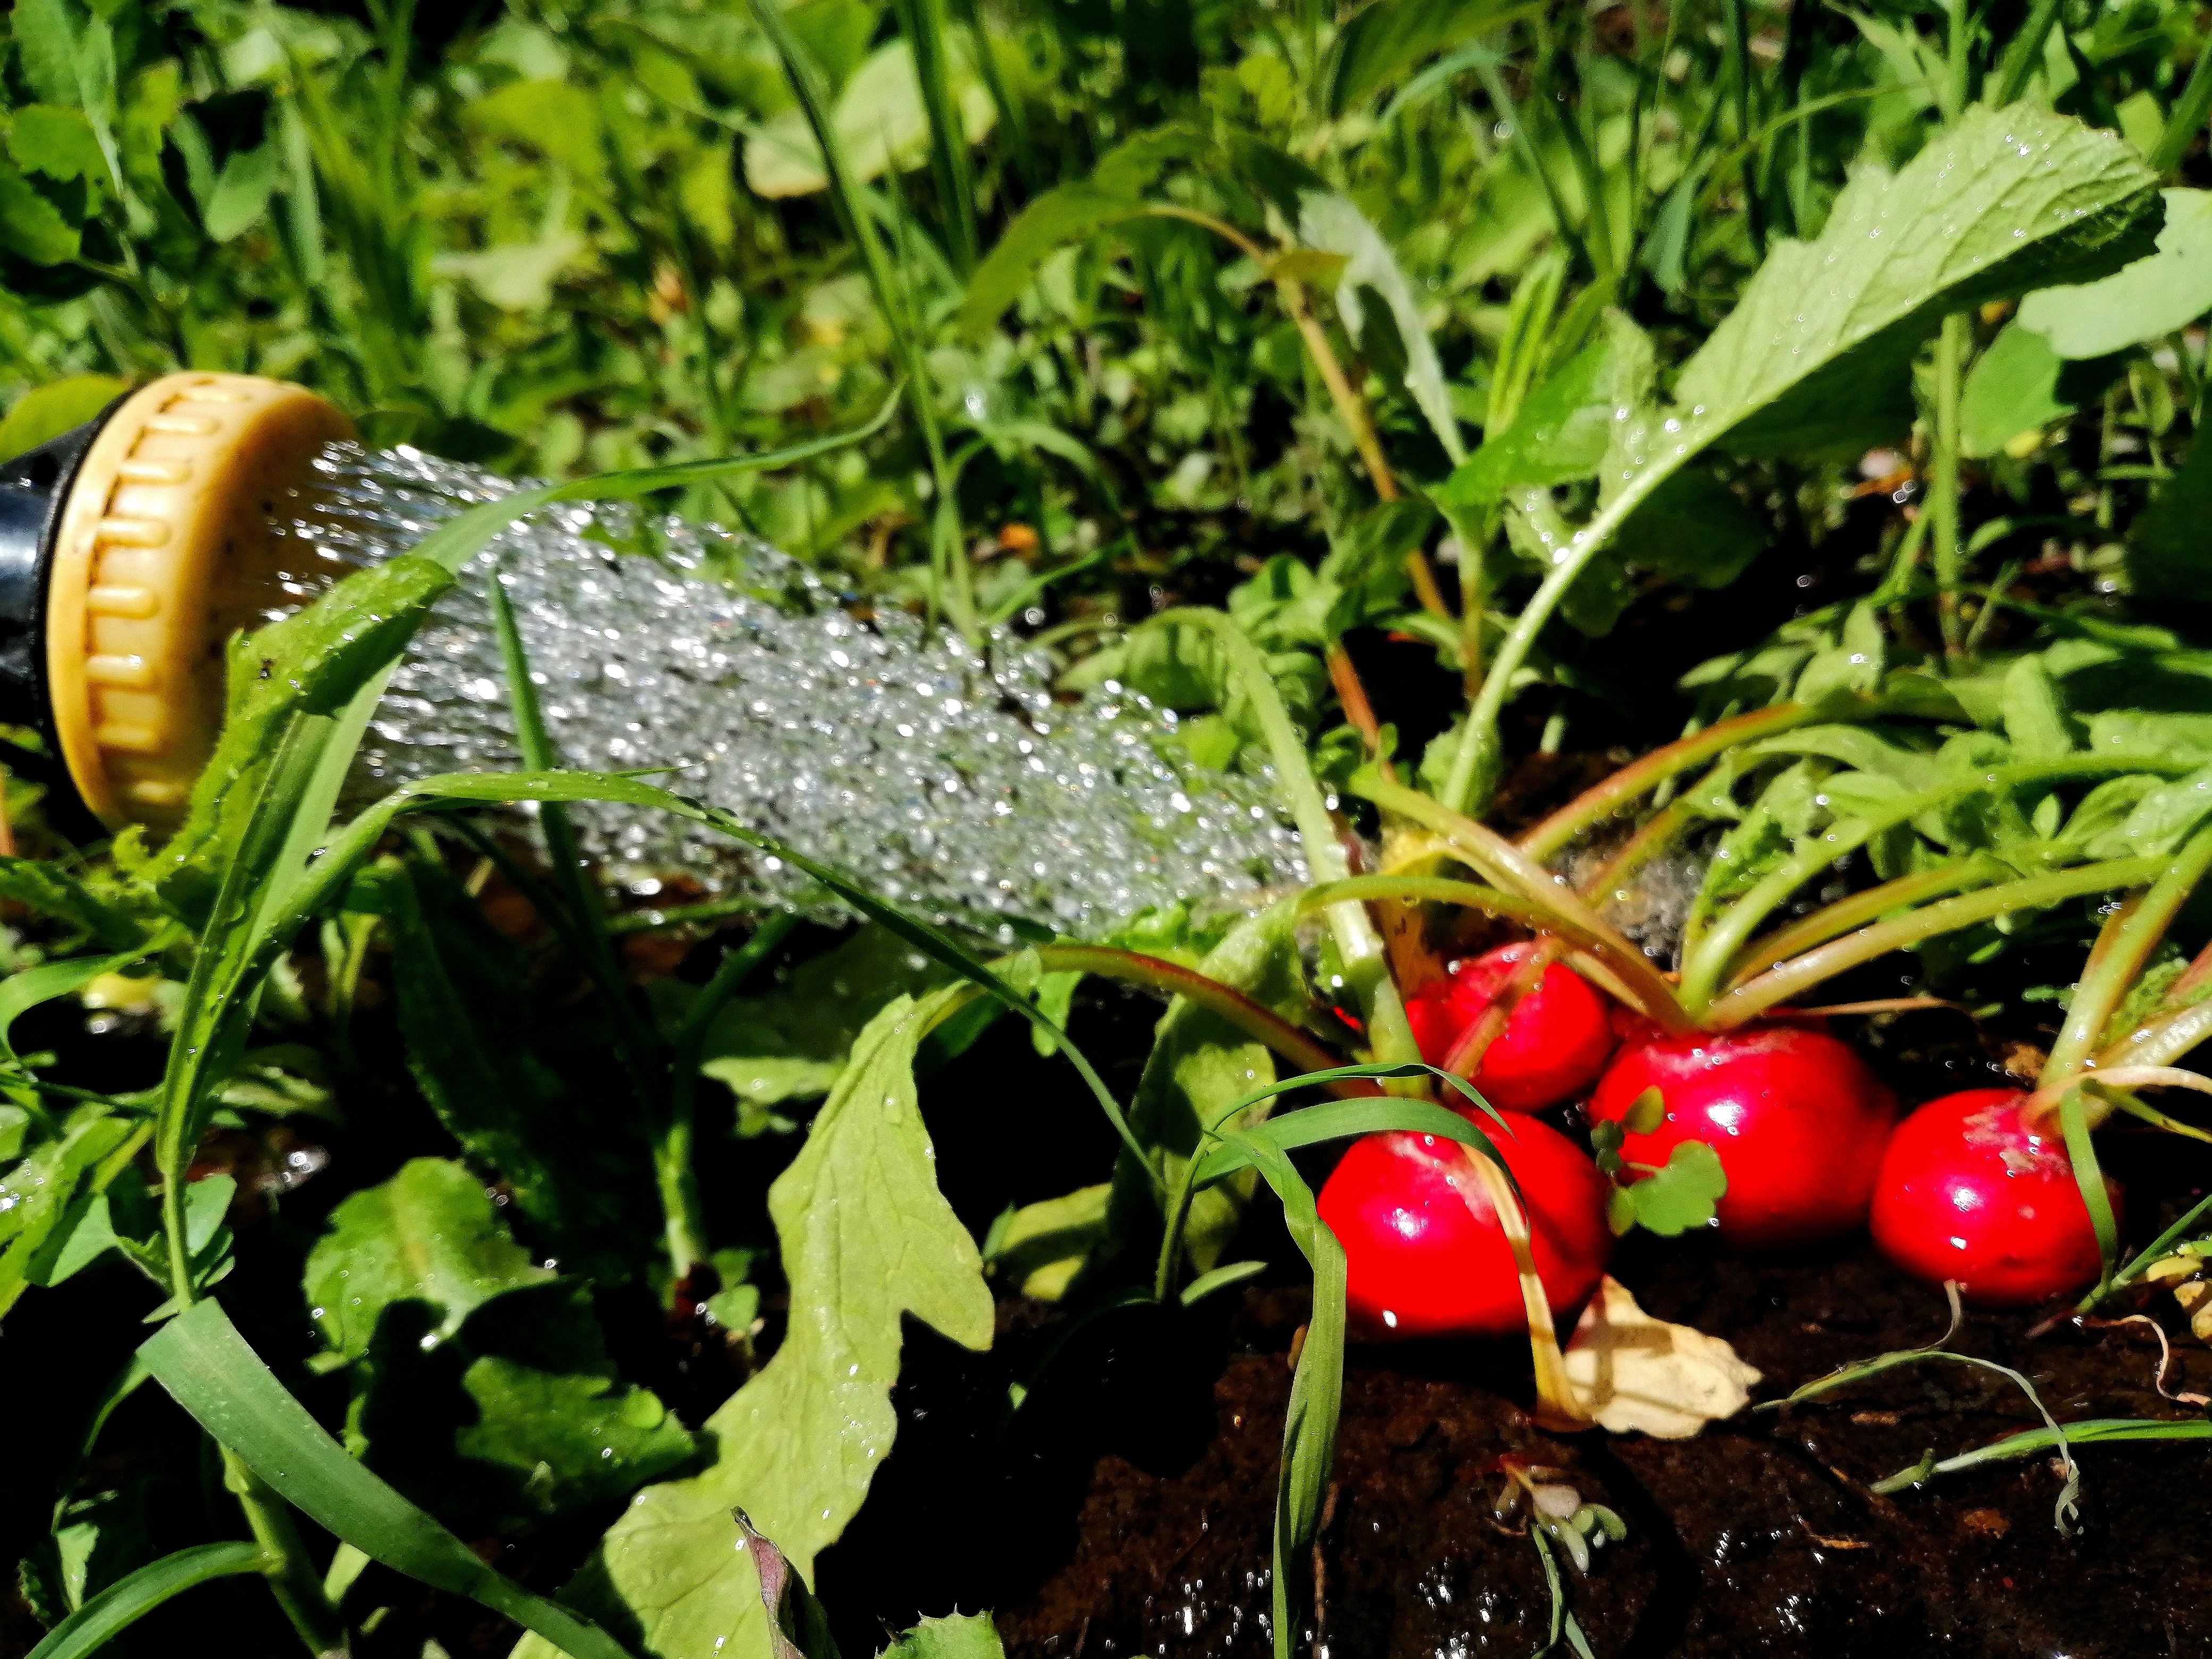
[266,442,1305,941]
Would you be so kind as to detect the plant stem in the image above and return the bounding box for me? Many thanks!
[1931,313,1969,657]
[1722,855,2009,987]
[488,573,705,1279]
[1707,855,2168,1028]
[2037,825,2212,1111]
[747,0,976,639]
[1467,1150,1588,1431]
[1989,0,2066,105]
[1155,610,1423,1076]
[2152,35,2212,173]
[1027,944,1359,1084]
[1302,874,1691,1034]
[1515,699,1835,860]
[222,1451,347,1658]
[1677,757,2180,1016]
[2077,1190,2212,1314]
[1345,775,1693,1028]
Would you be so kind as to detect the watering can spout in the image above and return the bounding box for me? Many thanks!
[0,373,353,837]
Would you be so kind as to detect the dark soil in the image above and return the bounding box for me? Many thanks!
[978,1233,2212,1659]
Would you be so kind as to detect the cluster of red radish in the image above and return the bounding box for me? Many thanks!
[1317,942,2110,1340]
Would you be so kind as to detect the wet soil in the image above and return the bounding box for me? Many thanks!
[978,1234,2212,1659]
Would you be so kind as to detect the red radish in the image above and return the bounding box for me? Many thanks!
[1870,1088,2117,1308]
[1588,1021,1897,1249]
[1403,942,1616,1111]
[1318,1117,1612,1340]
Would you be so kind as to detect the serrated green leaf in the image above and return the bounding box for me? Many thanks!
[1626,1139,1727,1237]
[2017,189,2212,359]
[0,159,80,264]
[878,1613,1006,1659]
[10,105,113,192]
[512,988,991,1659]
[1659,104,2158,462]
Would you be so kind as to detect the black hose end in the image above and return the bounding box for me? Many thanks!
[0,408,118,843]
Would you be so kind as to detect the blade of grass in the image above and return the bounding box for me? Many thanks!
[891,0,978,272]
[140,1300,638,1659]
[745,0,975,638]
[23,1543,273,1659]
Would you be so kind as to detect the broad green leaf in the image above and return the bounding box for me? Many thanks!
[21,1543,270,1659]
[513,990,991,1659]
[1300,192,1467,463]
[2131,422,2212,601]
[1325,0,1532,116]
[140,1300,638,1659]
[464,79,607,179]
[306,1158,547,1360]
[0,854,147,949]
[983,1182,1110,1301]
[0,1107,137,1321]
[878,1614,1006,1659]
[1104,902,1308,1277]
[9,106,113,191]
[354,863,651,1272]
[201,142,277,241]
[1616,470,1766,589]
[957,183,1148,340]
[2017,189,2212,359]
[1958,323,2123,457]
[1663,104,2158,462]
[1440,315,1652,505]
[0,374,127,464]
[697,923,954,1107]
[309,1160,692,1526]
[0,160,79,264]
[745,37,994,198]
[9,0,83,109]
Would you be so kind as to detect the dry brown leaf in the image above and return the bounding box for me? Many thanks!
[1564,1275,1762,1438]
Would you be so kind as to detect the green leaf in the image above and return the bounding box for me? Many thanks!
[0,158,80,264]
[1665,104,2159,460]
[1104,902,1308,1277]
[464,79,607,180]
[1300,191,1467,463]
[0,945,158,1061]
[0,373,127,464]
[2131,420,2212,600]
[957,160,1166,339]
[353,863,650,1272]
[201,142,277,242]
[983,1182,1110,1301]
[1440,315,1651,505]
[0,1107,137,1321]
[1624,1140,1728,1237]
[697,923,955,1107]
[1959,323,2125,458]
[307,1159,692,1524]
[10,0,83,109]
[1324,0,1531,116]
[140,1299,639,1659]
[22,1543,271,1659]
[9,106,113,192]
[878,1613,1006,1659]
[2016,189,2212,359]
[305,1158,547,1361]
[0,854,147,949]
[744,37,995,198]
[1615,468,1766,589]
[512,990,991,1659]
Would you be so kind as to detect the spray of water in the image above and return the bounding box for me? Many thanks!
[263,443,1305,940]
